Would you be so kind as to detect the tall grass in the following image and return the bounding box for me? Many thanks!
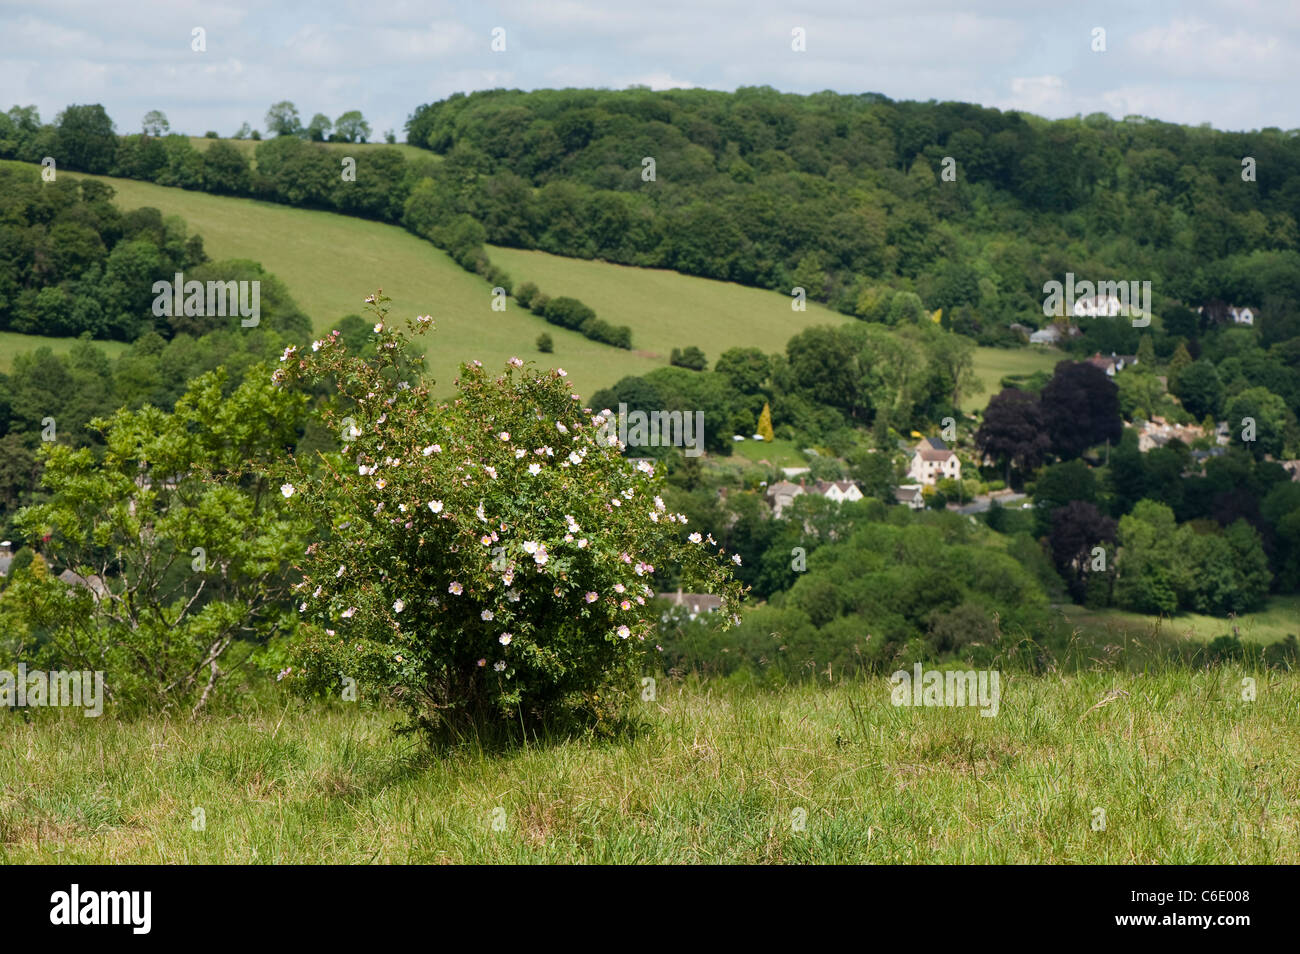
[3,663,1295,863]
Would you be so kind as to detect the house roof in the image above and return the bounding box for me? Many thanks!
[58,569,108,596]
[765,480,802,498]
[895,485,923,501]
[917,448,954,462]
[814,480,860,494]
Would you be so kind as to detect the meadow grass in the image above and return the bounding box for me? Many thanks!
[964,345,1063,413]
[485,245,852,365]
[0,331,128,373]
[2,667,1295,864]
[1060,595,1300,646]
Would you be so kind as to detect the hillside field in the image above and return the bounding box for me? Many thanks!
[3,162,853,399]
[964,345,1063,413]
[0,331,128,373]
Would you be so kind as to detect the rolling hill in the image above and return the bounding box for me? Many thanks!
[1,160,1059,405]
[2,163,856,397]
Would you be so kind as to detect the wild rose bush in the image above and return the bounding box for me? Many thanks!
[274,293,744,736]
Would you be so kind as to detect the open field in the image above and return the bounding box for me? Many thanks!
[486,245,852,366]
[0,332,128,373]
[2,670,1296,864]
[965,346,1064,413]
[3,162,851,399]
[1059,596,1300,646]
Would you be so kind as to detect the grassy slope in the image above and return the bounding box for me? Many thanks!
[2,670,1295,863]
[486,246,852,365]
[0,332,127,373]
[965,345,1063,413]
[3,162,851,398]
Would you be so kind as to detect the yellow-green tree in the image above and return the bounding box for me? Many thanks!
[757,402,774,442]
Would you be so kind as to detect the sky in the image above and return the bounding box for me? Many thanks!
[1,0,1298,140]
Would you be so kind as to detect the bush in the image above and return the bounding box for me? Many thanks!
[670,346,708,371]
[542,296,596,331]
[516,282,539,309]
[272,293,744,739]
[537,332,553,353]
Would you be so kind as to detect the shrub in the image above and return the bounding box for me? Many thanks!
[670,346,708,371]
[542,296,596,331]
[536,332,553,353]
[272,293,744,739]
[516,282,539,309]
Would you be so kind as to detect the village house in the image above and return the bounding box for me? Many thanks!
[659,588,724,621]
[894,485,925,510]
[765,477,865,517]
[1198,303,1255,326]
[0,541,12,578]
[57,567,109,600]
[764,479,804,518]
[815,480,864,504]
[1086,351,1138,377]
[908,437,961,486]
[1136,416,1205,452]
[1028,323,1081,345]
[1073,294,1129,318]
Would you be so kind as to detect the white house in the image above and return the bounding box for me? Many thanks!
[814,480,864,504]
[908,437,961,486]
[1197,303,1256,326]
[894,485,925,510]
[1073,294,1128,318]
[1029,325,1062,345]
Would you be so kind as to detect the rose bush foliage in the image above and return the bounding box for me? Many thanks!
[274,294,744,735]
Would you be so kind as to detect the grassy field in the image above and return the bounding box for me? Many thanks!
[486,246,852,365]
[0,331,128,373]
[965,345,1063,413]
[1060,595,1300,646]
[2,669,1296,863]
[3,161,850,399]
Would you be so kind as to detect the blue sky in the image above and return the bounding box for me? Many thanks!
[2,0,1297,139]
